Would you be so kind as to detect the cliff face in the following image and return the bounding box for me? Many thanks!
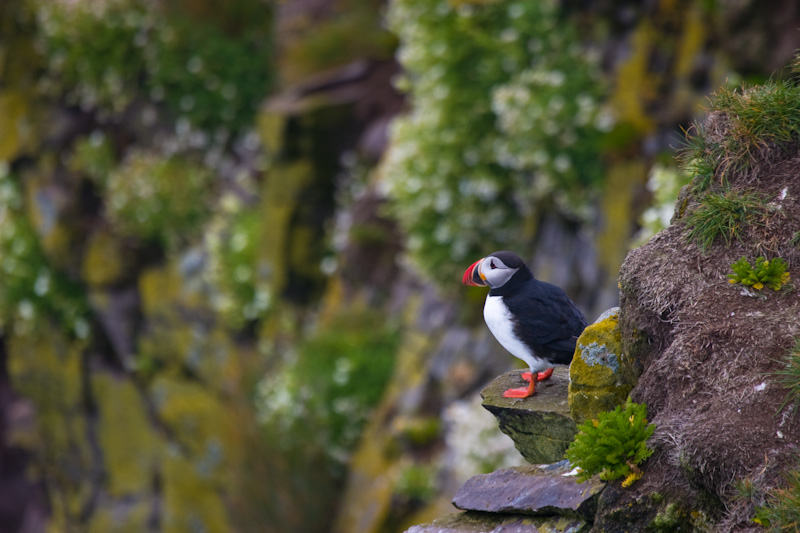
[2,1,800,532]
[614,103,800,530]
[407,79,800,531]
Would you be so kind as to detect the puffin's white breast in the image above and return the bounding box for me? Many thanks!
[483,295,548,372]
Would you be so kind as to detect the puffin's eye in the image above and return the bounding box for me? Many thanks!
[490,260,497,270]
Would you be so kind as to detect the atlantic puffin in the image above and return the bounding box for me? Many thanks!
[463,251,588,398]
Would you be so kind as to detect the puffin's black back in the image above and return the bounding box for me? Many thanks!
[491,267,588,365]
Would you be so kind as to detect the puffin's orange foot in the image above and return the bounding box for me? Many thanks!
[502,386,534,399]
[521,367,554,382]
[502,376,537,398]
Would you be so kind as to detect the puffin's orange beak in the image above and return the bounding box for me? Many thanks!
[462,259,486,286]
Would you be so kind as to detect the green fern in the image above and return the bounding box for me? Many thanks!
[566,399,655,487]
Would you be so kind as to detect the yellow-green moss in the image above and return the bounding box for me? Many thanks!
[162,449,231,533]
[22,163,83,271]
[6,329,93,530]
[82,227,130,286]
[87,499,152,533]
[611,22,658,136]
[598,160,644,275]
[333,295,442,533]
[0,91,30,161]
[139,262,239,384]
[258,161,315,299]
[256,110,286,155]
[91,373,160,497]
[568,309,632,423]
[151,376,230,474]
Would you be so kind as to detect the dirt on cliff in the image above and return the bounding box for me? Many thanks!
[612,114,800,531]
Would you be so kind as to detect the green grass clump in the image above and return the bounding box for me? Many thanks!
[754,469,800,530]
[728,256,790,291]
[680,79,800,192]
[566,398,655,487]
[771,339,800,414]
[683,190,770,252]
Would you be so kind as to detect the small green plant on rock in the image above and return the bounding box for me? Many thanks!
[728,256,790,291]
[566,398,655,487]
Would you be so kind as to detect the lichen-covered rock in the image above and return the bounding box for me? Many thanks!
[162,449,231,533]
[6,328,94,530]
[452,462,604,520]
[87,497,153,533]
[568,308,632,423]
[88,287,139,369]
[82,227,132,286]
[152,376,234,531]
[405,510,589,532]
[91,373,160,498]
[481,368,576,465]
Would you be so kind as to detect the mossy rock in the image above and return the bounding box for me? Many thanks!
[6,328,94,528]
[138,258,239,384]
[481,368,577,465]
[87,497,153,533]
[0,90,32,161]
[151,376,230,470]
[162,449,231,533]
[406,510,589,533]
[91,373,160,497]
[82,227,133,286]
[568,308,632,423]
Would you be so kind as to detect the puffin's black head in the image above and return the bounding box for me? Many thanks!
[462,251,528,289]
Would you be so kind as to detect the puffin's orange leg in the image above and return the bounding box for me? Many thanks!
[521,367,554,382]
[503,373,537,398]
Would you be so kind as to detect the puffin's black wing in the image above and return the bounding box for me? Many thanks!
[503,279,588,365]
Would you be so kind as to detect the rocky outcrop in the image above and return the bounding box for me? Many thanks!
[481,368,576,465]
[406,512,587,533]
[410,461,603,532]
[453,462,604,520]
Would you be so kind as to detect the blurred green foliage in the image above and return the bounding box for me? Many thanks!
[34,0,273,135]
[102,149,214,249]
[395,462,437,503]
[0,170,89,337]
[385,0,610,284]
[205,200,271,329]
[35,0,147,114]
[257,310,400,465]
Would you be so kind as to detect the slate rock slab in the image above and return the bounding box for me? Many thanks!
[481,367,576,464]
[452,462,604,520]
[405,511,588,533]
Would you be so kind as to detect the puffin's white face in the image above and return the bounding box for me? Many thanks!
[478,255,519,289]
